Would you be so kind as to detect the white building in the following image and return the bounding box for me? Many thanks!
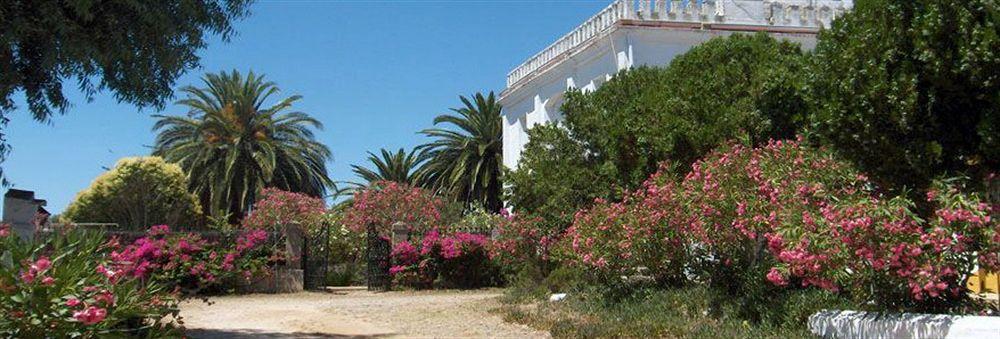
[500,0,853,170]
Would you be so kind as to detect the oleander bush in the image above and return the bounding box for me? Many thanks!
[547,138,998,319]
[0,226,181,337]
[242,188,327,231]
[344,181,457,235]
[564,166,688,285]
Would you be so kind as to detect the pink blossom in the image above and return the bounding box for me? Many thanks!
[72,306,108,325]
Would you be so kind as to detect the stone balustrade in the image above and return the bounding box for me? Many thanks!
[506,0,851,88]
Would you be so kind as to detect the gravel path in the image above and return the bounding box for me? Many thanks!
[180,288,548,338]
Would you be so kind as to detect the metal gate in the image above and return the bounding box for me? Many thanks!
[302,224,330,290]
[366,223,391,291]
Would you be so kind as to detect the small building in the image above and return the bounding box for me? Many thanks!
[3,189,50,239]
[500,0,853,170]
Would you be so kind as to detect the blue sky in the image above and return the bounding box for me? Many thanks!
[4,0,610,214]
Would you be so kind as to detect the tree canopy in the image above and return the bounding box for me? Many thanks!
[560,32,809,193]
[62,156,201,229]
[153,70,332,222]
[806,0,1000,194]
[420,92,504,212]
[0,0,253,184]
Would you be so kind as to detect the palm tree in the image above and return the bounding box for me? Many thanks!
[152,70,333,222]
[419,92,503,212]
[350,147,430,187]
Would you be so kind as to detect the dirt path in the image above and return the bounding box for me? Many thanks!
[180,288,549,338]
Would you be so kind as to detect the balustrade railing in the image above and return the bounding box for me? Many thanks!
[506,0,849,88]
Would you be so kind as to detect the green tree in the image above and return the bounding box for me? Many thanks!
[505,124,611,231]
[351,148,430,187]
[63,156,201,229]
[152,70,333,222]
[807,0,1000,195]
[420,92,504,212]
[0,0,253,184]
[562,33,808,192]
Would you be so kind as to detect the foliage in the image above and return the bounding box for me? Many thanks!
[489,210,562,277]
[497,286,841,338]
[806,0,1000,195]
[0,227,180,337]
[390,230,499,289]
[153,70,333,222]
[560,33,808,192]
[62,157,201,229]
[318,212,366,286]
[420,92,504,212]
[343,181,456,235]
[504,124,611,234]
[104,225,277,295]
[564,165,688,285]
[0,0,252,184]
[681,139,998,312]
[242,188,327,231]
[351,148,431,187]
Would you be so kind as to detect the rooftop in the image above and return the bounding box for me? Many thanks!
[505,0,851,90]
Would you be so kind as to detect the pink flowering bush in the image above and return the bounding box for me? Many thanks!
[106,225,276,294]
[344,181,452,235]
[390,230,499,289]
[0,228,180,337]
[676,138,998,312]
[489,210,562,275]
[242,188,327,231]
[564,166,689,284]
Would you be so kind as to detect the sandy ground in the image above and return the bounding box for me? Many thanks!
[179,288,549,338]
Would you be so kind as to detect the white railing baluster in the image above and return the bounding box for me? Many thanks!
[505,0,849,88]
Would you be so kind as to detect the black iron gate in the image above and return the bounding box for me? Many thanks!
[366,223,391,291]
[302,224,330,290]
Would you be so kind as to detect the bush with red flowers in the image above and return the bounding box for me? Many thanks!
[564,165,689,285]
[344,181,455,235]
[389,230,499,289]
[242,188,327,231]
[677,139,998,312]
[106,225,277,294]
[0,228,181,337]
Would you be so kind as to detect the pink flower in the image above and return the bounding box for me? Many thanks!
[766,267,788,286]
[32,256,52,272]
[41,276,55,286]
[20,271,35,284]
[0,223,9,237]
[65,298,81,307]
[73,306,107,325]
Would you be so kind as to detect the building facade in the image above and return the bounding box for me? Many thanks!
[500,0,852,170]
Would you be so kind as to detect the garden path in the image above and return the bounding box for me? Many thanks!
[180,288,548,338]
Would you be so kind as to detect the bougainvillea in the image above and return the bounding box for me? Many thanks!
[344,181,450,235]
[390,230,497,289]
[242,188,327,231]
[105,225,275,294]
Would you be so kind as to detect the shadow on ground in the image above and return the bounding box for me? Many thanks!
[186,328,392,339]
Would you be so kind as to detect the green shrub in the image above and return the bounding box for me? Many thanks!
[807,0,1000,195]
[504,124,611,234]
[561,33,808,191]
[63,156,201,229]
